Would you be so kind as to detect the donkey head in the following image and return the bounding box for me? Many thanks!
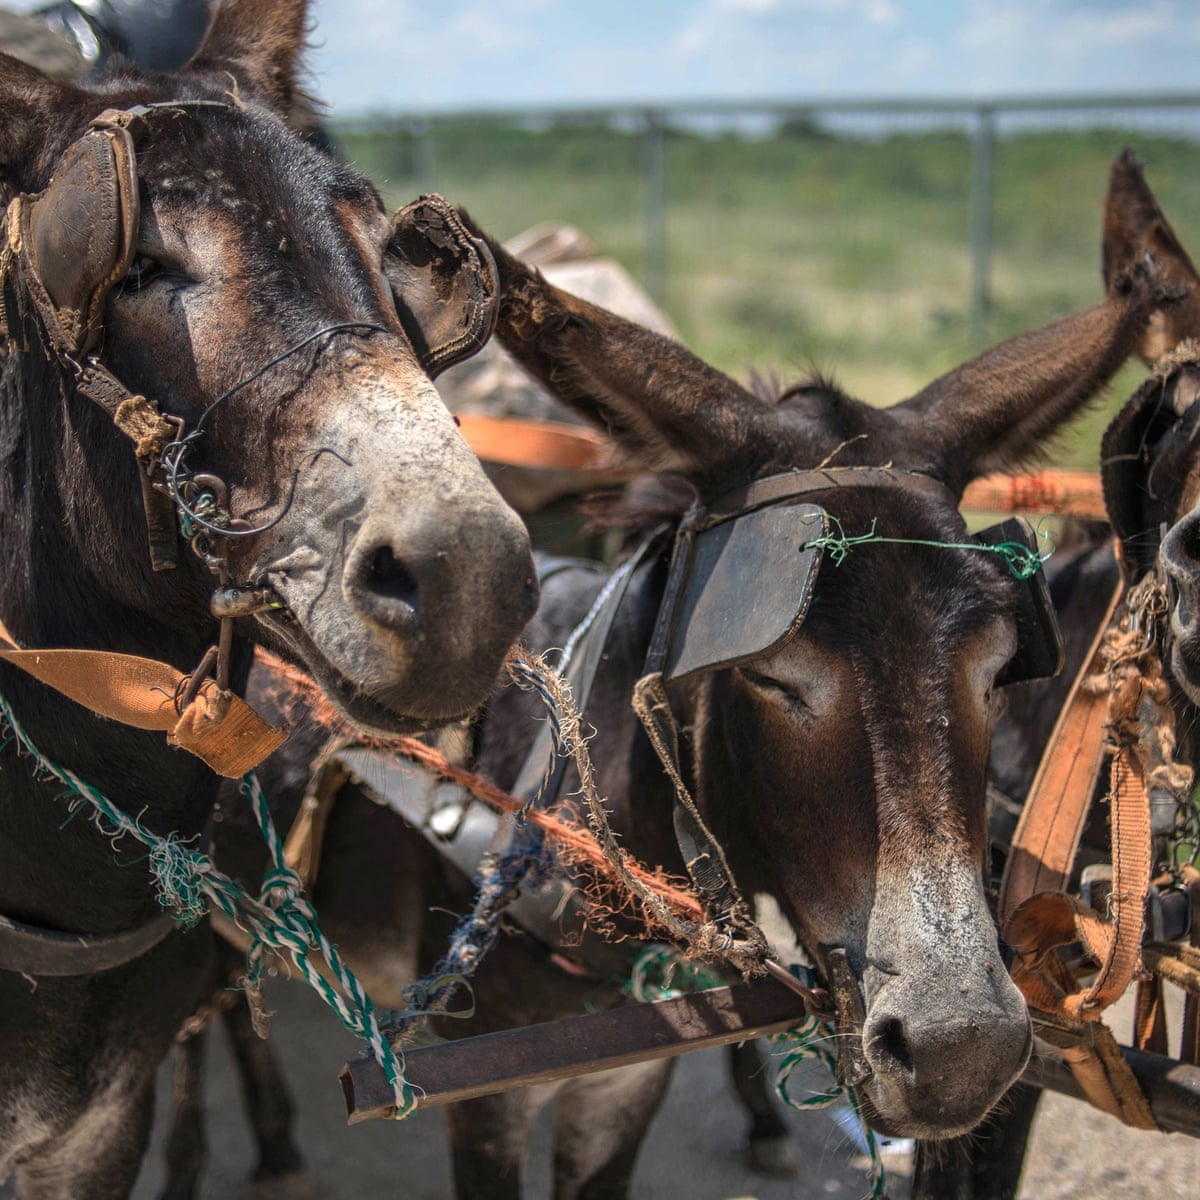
[476,205,1189,1137]
[1100,150,1200,705]
[0,0,536,735]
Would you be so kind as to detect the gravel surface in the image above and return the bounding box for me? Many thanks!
[111,977,1200,1200]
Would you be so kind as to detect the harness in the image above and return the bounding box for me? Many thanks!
[0,97,499,976]
[313,464,1065,1088]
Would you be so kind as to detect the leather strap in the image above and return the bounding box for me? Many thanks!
[999,578,1124,925]
[0,614,286,778]
[0,910,176,976]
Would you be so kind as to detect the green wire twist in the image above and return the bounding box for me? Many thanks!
[806,515,1052,580]
[0,692,416,1118]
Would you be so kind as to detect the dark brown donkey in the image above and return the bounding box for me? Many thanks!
[0,2,537,1197]
[164,187,1193,1199]
[911,152,1200,1199]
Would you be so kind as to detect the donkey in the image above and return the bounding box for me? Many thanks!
[910,150,1200,1200]
[160,179,1195,1200]
[0,2,537,1197]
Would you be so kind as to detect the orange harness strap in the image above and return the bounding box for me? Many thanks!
[999,580,1123,927]
[999,575,1163,1130]
[0,615,286,778]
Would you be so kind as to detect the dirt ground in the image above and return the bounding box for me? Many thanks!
[105,975,1200,1200]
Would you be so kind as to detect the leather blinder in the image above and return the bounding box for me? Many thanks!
[20,122,139,360]
[385,193,499,378]
[976,515,1066,686]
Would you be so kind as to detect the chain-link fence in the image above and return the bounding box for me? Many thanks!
[332,97,1200,467]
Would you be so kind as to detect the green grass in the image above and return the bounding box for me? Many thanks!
[333,118,1200,469]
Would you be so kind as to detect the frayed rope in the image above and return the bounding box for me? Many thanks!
[0,692,415,1118]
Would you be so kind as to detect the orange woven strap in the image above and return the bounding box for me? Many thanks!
[961,470,1106,519]
[456,414,623,473]
[999,579,1124,926]
[0,617,286,778]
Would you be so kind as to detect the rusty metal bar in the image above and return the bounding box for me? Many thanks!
[340,977,809,1123]
[341,977,1200,1138]
[1025,1043,1200,1137]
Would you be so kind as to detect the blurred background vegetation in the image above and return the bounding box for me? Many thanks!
[332,108,1200,471]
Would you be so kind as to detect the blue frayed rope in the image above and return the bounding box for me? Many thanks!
[0,692,415,1119]
[806,515,1052,580]
[385,652,565,1041]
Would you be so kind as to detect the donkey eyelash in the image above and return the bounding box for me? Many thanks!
[740,668,811,714]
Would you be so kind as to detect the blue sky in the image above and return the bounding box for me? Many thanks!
[296,0,1200,117]
[6,0,1198,115]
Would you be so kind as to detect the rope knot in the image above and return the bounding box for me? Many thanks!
[148,835,209,927]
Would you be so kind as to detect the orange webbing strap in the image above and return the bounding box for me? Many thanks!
[961,470,1106,520]
[456,414,624,473]
[999,579,1124,926]
[0,615,286,778]
[999,577,1162,1130]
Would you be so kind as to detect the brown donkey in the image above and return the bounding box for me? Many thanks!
[0,2,536,1197]
[162,179,1194,1200]
[912,150,1200,1199]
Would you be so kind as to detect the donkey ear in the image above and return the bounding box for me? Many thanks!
[186,0,309,116]
[466,218,769,489]
[893,223,1193,493]
[1103,148,1200,363]
[385,195,499,379]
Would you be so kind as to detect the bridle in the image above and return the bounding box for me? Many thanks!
[0,97,498,975]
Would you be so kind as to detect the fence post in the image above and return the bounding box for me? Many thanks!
[411,115,438,192]
[969,105,996,346]
[641,110,668,307]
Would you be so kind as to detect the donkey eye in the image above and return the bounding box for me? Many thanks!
[125,255,165,291]
[741,668,811,714]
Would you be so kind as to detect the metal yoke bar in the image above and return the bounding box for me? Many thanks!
[340,973,1200,1137]
[340,976,809,1123]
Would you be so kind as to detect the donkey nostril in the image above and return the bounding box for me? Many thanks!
[365,545,418,607]
[518,574,540,625]
[869,1015,914,1076]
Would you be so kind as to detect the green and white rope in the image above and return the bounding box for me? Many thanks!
[772,1010,887,1199]
[0,692,415,1118]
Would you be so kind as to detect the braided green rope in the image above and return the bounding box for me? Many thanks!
[0,692,416,1118]
[806,515,1052,580]
[625,943,724,1002]
[772,1010,888,1199]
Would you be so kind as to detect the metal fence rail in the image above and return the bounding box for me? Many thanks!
[332,94,1200,461]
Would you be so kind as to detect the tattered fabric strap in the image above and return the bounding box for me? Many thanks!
[999,572,1182,1132]
[0,615,286,778]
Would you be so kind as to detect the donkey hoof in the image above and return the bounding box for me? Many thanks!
[252,1171,321,1200]
[745,1134,800,1178]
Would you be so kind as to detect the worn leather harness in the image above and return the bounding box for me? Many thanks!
[0,99,500,976]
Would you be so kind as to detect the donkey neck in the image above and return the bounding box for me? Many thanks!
[0,351,242,934]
